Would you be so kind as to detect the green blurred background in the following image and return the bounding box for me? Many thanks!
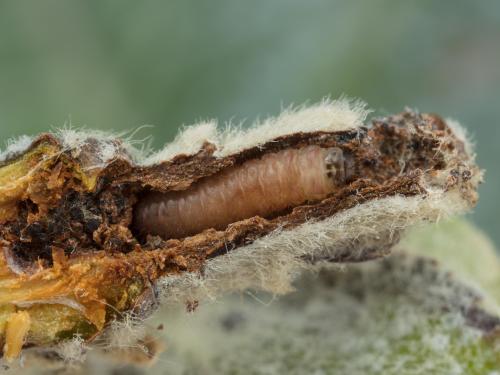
[0,1,498,246]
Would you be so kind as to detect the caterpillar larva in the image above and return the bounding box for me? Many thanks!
[135,146,354,239]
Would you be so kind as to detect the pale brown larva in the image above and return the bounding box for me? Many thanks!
[135,146,353,239]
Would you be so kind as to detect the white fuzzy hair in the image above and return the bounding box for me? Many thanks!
[144,98,369,165]
[0,99,368,169]
[158,188,473,304]
[0,135,34,163]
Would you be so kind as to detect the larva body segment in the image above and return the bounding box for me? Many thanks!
[136,146,351,239]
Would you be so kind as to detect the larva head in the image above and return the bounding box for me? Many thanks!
[0,104,481,362]
[324,147,355,184]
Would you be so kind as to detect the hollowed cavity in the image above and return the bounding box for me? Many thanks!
[134,146,354,239]
[0,112,463,266]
